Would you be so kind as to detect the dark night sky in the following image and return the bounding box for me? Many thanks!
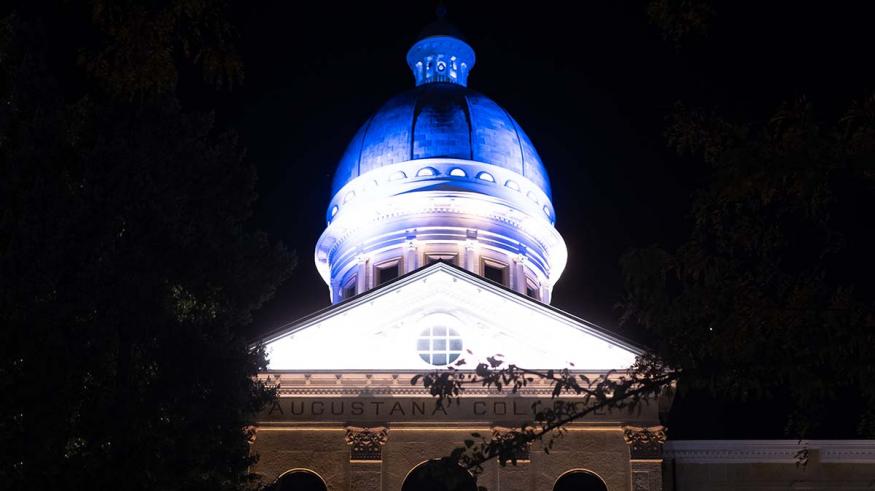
[219,1,872,436]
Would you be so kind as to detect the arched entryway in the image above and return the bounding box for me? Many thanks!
[401,459,477,491]
[553,469,608,491]
[271,469,327,491]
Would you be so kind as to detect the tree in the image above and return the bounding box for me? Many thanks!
[0,2,293,489]
[621,96,875,437]
[414,12,874,482]
[414,91,874,491]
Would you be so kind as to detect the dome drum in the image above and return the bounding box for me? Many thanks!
[326,222,554,288]
[315,189,566,304]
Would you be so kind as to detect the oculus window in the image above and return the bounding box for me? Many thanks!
[417,326,463,366]
[476,171,495,182]
[416,166,438,177]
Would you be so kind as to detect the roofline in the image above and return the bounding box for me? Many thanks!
[252,261,648,355]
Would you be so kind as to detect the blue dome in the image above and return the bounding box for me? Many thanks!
[331,83,551,199]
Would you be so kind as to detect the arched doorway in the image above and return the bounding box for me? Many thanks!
[553,469,608,491]
[401,459,477,491]
[271,469,327,491]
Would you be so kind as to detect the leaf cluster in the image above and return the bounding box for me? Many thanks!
[412,354,678,476]
[0,5,292,490]
[620,97,875,437]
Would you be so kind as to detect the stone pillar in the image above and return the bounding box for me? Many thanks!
[345,426,389,491]
[623,425,666,491]
[405,237,418,273]
[541,284,551,304]
[464,230,478,273]
[356,254,368,294]
[330,278,340,303]
[512,254,527,294]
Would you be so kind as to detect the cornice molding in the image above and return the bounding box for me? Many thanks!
[664,440,875,464]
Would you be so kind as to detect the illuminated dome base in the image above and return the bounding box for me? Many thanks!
[315,159,566,304]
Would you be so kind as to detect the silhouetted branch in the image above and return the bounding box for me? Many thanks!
[413,354,679,473]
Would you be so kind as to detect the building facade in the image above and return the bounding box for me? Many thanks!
[252,22,875,491]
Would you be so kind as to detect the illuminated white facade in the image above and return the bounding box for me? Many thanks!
[264,262,640,371]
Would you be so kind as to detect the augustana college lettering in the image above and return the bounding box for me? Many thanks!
[263,398,611,421]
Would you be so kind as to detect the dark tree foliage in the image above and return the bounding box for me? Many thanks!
[646,0,714,45]
[414,354,676,478]
[416,2,874,478]
[620,97,875,437]
[0,2,293,489]
[415,97,874,482]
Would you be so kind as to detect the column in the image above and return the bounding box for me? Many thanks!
[512,254,527,294]
[330,278,340,303]
[356,254,368,294]
[405,238,418,273]
[464,229,478,273]
[623,425,666,491]
[345,426,389,491]
[541,284,552,304]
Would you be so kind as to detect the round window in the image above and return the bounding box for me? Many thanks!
[416,326,463,366]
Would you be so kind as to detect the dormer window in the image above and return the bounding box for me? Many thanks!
[526,279,539,300]
[481,259,508,286]
[342,277,357,300]
[375,260,401,285]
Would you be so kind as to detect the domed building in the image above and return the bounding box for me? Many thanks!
[315,29,565,305]
[251,25,658,491]
[249,19,875,491]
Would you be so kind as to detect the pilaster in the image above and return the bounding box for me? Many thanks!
[464,230,478,273]
[356,254,368,294]
[345,426,389,491]
[404,233,418,273]
[623,425,666,491]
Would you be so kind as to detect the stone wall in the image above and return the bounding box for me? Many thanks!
[252,425,637,490]
[663,440,875,490]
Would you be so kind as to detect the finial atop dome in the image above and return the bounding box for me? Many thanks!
[406,8,475,87]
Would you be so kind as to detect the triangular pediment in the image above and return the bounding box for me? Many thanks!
[260,263,642,371]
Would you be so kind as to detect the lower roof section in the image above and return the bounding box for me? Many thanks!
[665,440,875,464]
